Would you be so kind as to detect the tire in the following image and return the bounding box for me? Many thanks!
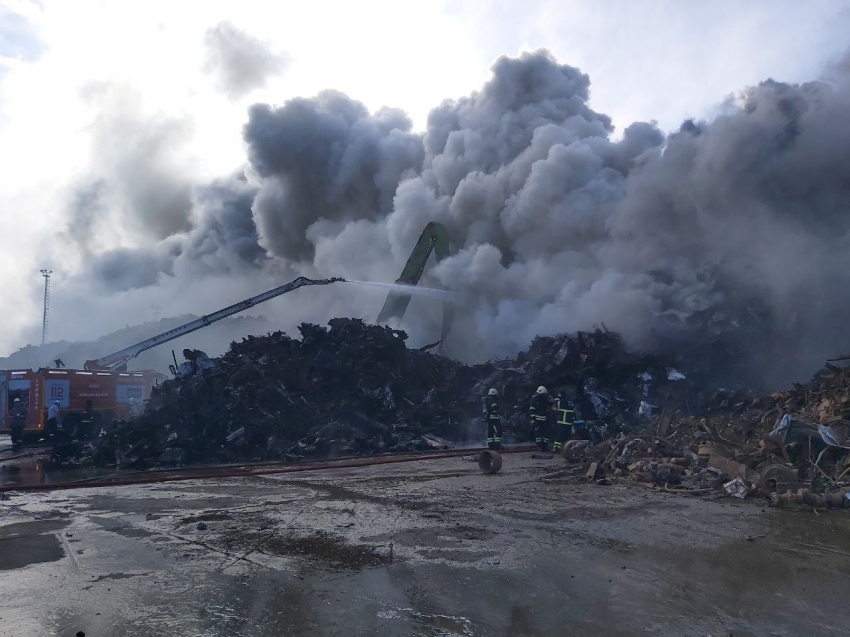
[478,450,503,474]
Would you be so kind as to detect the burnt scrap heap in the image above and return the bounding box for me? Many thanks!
[85,319,481,467]
[59,320,689,468]
[557,358,850,507]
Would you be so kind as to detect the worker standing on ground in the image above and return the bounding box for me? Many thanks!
[47,400,60,438]
[79,399,95,437]
[484,388,502,450]
[128,396,140,419]
[530,386,555,451]
[552,389,578,454]
[9,397,27,450]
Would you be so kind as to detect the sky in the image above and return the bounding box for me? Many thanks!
[1,0,850,372]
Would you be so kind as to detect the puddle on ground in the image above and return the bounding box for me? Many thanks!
[89,515,156,539]
[0,519,70,570]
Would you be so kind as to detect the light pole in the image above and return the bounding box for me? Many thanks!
[40,269,52,345]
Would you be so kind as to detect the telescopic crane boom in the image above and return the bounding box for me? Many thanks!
[84,276,345,371]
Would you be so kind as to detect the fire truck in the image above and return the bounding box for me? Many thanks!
[1,276,344,441]
[0,367,158,439]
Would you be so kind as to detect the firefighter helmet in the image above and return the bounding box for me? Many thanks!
[536,386,548,395]
[488,388,498,396]
[13,397,20,402]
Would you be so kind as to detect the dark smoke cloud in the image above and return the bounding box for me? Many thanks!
[88,173,264,292]
[181,174,266,273]
[203,22,290,100]
[237,48,850,386]
[90,243,177,291]
[47,48,850,388]
[245,91,423,261]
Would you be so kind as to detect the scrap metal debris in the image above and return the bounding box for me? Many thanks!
[60,319,484,467]
[44,316,850,511]
[556,359,850,508]
[54,323,681,468]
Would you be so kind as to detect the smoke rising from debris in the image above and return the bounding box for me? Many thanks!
[54,49,850,387]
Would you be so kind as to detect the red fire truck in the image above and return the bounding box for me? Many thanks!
[1,276,343,441]
[0,368,158,440]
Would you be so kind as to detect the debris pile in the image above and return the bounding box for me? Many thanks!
[51,311,850,513]
[56,323,692,468]
[558,357,850,507]
[475,327,689,440]
[70,319,484,467]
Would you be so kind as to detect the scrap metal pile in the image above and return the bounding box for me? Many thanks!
[50,314,850,511]
[557,357,850,508]
[476,328,687,439]
[56,322,687,469]
[71,319,485,467]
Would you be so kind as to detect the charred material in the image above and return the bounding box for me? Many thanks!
[57,322,689,469]
[557,359,850,507]
[69,319,482,467]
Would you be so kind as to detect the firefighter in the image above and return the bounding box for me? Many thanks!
[128,396,140,419]
[79,399,95,438]
[552,390,578,454]
[9,397,27,449]
[484,388,502,450]
[530,386,555,451]
[47,400,61,438]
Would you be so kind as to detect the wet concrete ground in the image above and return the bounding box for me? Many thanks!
[1,453,849,636]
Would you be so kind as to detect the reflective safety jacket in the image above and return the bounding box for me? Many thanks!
[556,398,576,426]
[486,397,501,421]
[530,392,554,422]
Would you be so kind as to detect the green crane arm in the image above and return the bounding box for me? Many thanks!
[376,221,455,342]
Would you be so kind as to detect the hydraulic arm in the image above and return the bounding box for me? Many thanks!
[376,221,454,343]
[84,276,345,371]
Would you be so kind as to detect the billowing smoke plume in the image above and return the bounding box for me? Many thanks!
[238,49,850,386]
[87,172,265,293]
[58,48,850,387]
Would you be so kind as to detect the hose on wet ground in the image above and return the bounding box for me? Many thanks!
[0,445,537,492]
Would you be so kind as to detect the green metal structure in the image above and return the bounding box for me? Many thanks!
[376,221,455,343]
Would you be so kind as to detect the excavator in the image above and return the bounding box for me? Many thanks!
[376,221,455,345]
[1,276,344,440]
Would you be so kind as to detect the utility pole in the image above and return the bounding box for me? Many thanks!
[40,269,52,345]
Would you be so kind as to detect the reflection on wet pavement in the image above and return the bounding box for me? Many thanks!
[0,454,848,636]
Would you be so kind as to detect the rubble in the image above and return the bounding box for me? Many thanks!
[56,319,487,468]
[558,359,850,508]
[44,315,850,510]
[52,321,686,469]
